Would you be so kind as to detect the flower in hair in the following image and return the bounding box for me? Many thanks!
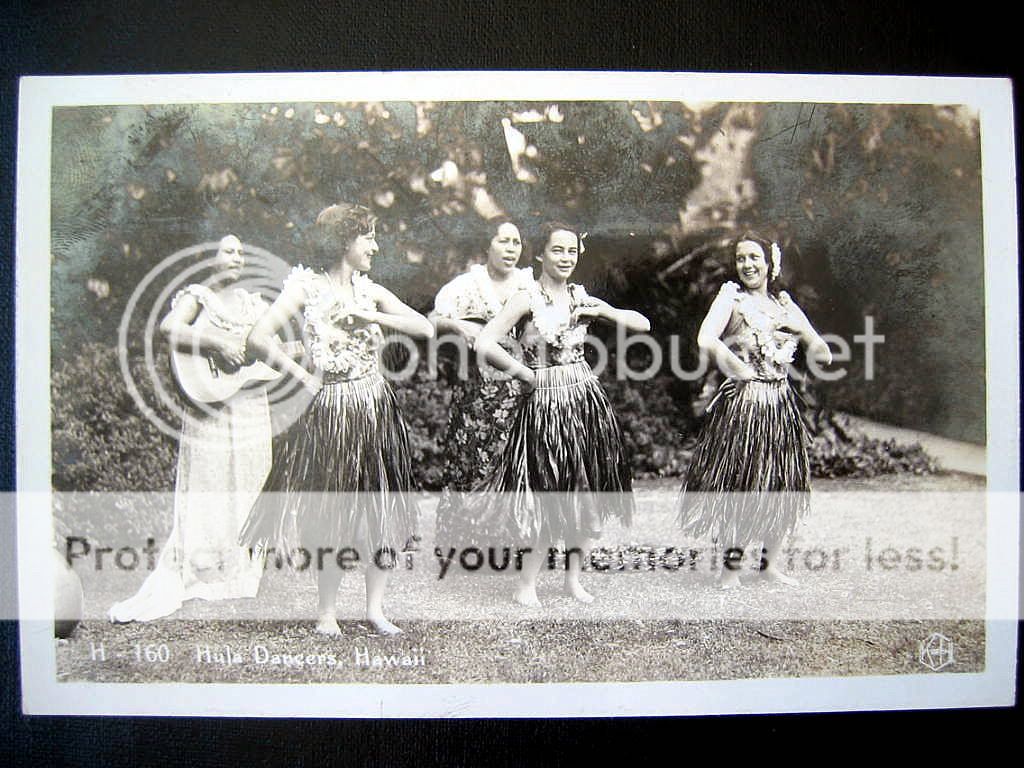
[770,242,782,281]
[579,231,588,254]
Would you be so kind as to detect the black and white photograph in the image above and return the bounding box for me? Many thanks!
[13,72,1018,716]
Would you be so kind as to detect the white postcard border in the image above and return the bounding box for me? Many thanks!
[15,71,1020,716]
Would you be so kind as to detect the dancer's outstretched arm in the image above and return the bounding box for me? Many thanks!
[346,285,435,339]
[572,296,651,333]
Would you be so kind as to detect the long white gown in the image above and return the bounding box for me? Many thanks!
[108,285,271,622]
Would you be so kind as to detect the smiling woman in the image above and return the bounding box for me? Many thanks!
[679,232,832,589]
[238,202,434,637]
[471,221,651,608]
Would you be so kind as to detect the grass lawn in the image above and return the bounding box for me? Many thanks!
[54,472,986,684]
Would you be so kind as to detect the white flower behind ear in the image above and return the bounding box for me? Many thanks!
[770,243,782,281]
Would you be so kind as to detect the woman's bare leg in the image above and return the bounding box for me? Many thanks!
[717,565,742,590]
[514,546,546,607]
[315,565,343,635]
[365,564,402,635]
[563,536,594,603]
[714,543,743,589]
[761,535,798,586]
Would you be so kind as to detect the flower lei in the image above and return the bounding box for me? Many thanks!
[730,283,798,370]
[302,270,381,375]
[471,264,534,319]
[172,285,264,335]
[530,281,589,349]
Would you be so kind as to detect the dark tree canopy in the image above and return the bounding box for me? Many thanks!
[50,100,984,447]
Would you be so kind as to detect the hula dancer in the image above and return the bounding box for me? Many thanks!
[474,222,650,606]
[679,232,832,589]
[430,217,533,553]
[239,203,433,635]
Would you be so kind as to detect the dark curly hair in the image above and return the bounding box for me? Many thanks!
[308,202,378,271]
[536,220,584,256]
[732,230,781,295]
[476,216,523,256]
[473,215,528,266]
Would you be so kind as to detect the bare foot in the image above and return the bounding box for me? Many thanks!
[761,567,799,586]
[368,615,403,636]
[513,585,541,607]
[315,614,341,636]
[718,570,742,590]
[564,580,595,604]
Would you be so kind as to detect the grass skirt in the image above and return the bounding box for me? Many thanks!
[239,373,418,559]
[678,379,810,547]
[474,362,634,547]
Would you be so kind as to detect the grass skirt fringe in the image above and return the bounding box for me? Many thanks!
[678,379,810,547]
[239,374,418,559]
[475,362,634,547]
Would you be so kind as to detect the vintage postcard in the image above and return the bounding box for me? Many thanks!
[14,72,1019,716]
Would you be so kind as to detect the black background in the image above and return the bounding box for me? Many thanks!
[2,0,1021,763]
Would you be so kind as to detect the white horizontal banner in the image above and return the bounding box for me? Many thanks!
[15,490,1008,622]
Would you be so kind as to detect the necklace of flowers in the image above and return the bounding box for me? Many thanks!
[180,285,261,335]
[530,279,587,346]
[735,291,797,366]
[319,270,375,324]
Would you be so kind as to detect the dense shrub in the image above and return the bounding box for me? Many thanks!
[602,375,690,478]
[51,343,180,545]
[52,344,939,509]
[52,343,179,493]
[807,410,938,478]
[391,369,449,490]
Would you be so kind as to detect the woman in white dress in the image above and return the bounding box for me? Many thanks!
[109,235,272,622]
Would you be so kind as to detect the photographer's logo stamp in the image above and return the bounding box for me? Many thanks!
[919,633,955,671]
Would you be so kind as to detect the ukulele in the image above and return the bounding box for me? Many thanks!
[170,320,305,404]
